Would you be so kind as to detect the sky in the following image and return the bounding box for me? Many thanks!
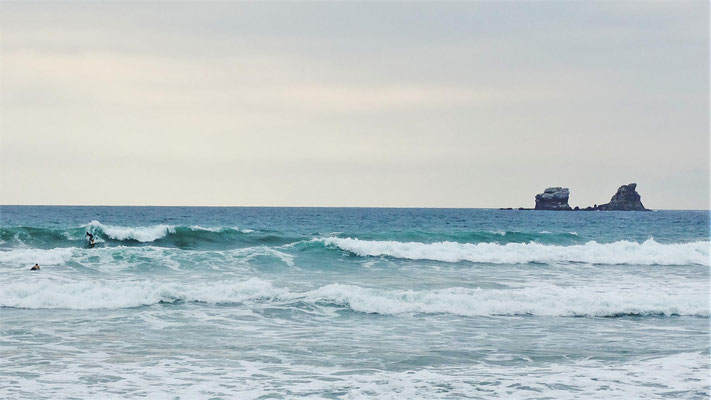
[0,2,708,209]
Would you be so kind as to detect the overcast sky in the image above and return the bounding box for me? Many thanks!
[1,2,708,208]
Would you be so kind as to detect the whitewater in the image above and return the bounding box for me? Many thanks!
[1,206,709,399]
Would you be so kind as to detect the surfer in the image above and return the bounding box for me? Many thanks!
[86,232,95,246]
[30,263,40,271]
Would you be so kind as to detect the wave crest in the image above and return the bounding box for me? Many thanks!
[1,278,282,309]
[321,237,711,266]
[82,220,257,244]
[85,220,174,242]
[0,247,74,265]
[2,279,707,316]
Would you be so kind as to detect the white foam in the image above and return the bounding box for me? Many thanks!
[0,277,284,309]
[1,278,707,316]
[322,237,711,266]
[1,347,706,399]
[0,247,74,266]
[305,283,709,317]
[84,220,174,242]
[189,225,254,234]
[0,244,295,273]
[189,225,222,232]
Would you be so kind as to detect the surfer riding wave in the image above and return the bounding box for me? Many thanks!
[85,232,95,246]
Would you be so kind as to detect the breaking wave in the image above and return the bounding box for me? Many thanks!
[1,237,708,268]
[1,223,588,250]
[0,247,75,266]
[83,221,256,243]
[0,245,295,270]
[84,220,175,242]
[321,237,711,266]
[1,278,707,316]
[0,221,271,249]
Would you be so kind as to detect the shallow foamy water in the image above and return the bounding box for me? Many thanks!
[1,207,709,399]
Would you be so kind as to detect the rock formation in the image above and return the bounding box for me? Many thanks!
[506,183,651,211]
[534,187,572,211]
[595,183,649,211]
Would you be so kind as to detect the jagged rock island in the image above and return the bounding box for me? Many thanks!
[594,183,649,211]
[534,187,572,210]
[512,183,650,211]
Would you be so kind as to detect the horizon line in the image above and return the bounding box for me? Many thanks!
[1,204,709,212]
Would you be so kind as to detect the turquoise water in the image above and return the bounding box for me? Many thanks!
[1,206,709,399]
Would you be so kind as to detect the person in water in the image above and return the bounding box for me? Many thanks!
[86,232,95,245]
[30,263,40,271]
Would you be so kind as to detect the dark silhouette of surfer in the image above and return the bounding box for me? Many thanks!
[30,263,40,271]
[86,232,95,246]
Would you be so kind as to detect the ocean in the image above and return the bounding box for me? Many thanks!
[1,206,709,399]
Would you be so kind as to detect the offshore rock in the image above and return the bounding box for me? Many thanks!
[534,187,572,211]
[596,183,649,211]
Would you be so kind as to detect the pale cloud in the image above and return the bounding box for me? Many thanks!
[0,2,708,208]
